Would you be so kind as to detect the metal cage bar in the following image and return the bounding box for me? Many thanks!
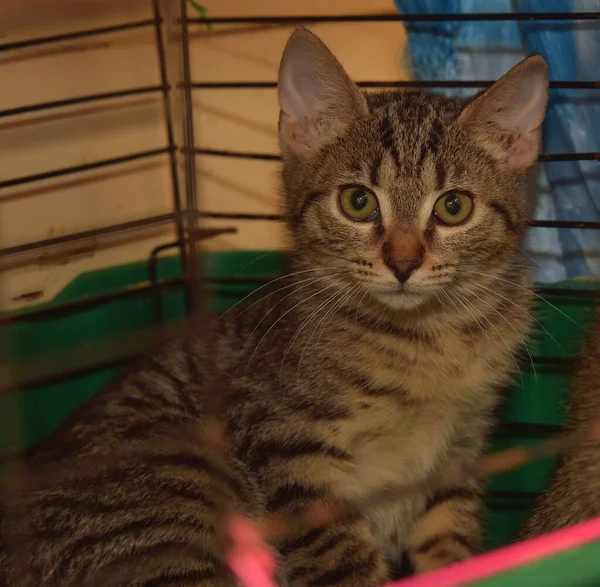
[151,0,191,312]
[0,86,167,119]
[189,80,600,90]
[178,0,201,313]
[0,19,157,53]
[185,12,600,24]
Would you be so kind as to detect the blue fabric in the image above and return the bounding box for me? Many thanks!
[394,0,600,283]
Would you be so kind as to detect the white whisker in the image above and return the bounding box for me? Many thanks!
[321,251,365,265]
[280,286,346,381]
[517,246,543,269]
[235,271,347,320]
[468,280,563,354]
[454,286,524,388]
[355,287,371,320]
[219,266,345,319]
[447,287,486,334]
[316,284,360,346]
[437,289,476,349]
[242,273,346,353]
[245,282,340,371]
[238,250,278,270]
[457,268,580,328]
[294,285,356,379]
[462,283,535,382]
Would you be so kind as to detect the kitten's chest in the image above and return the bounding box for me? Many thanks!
[332,328,502,496]
[354,322,511,403]
[339,400,462,498]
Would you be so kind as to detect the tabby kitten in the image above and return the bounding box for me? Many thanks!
[0,29,548,587]
[522,307,600,538]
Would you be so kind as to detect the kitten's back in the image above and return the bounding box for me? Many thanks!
[522,307,600,537]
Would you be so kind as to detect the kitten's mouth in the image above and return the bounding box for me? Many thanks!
[376,283,417,295]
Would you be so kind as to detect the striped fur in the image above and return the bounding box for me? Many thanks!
[0,30,547,586]
[521,307,600,539]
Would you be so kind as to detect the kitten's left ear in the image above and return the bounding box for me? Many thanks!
[458,55,548,174]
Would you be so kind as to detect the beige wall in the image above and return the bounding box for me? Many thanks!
[0,0,409,311]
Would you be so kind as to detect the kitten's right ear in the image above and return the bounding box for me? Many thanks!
[458,55,549,175]
[278,28,368,155]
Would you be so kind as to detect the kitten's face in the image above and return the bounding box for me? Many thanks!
[278,30,548,312]
[285,93,526,311]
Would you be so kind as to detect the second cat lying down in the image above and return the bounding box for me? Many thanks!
[522,307,600,539]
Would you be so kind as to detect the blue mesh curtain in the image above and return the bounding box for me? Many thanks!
[394,0,600,283]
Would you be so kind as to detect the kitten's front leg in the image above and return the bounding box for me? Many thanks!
[408,478,483,573]
[256,464,387,586]
[278,517,387,587]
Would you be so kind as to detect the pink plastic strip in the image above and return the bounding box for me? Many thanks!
[225,515,278,587]
[387,515,600,587]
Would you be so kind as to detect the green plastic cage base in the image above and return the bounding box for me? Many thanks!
[1,250,598,582]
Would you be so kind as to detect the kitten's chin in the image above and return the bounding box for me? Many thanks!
[372,290,427,311]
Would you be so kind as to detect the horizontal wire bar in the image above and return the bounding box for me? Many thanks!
[529,220,600,229]
[488,490,538,501]
[537,286,600,297]
[0,19,157,53]
[0,217,246,257]
[538,152,600,162]
[185,13,600,24]
[0,278,188,325]
[0,147,172,191]
[193,147,599,164]
[0,212,176,257]
[0,276,272,325]
[200,211,283,221]
[497,422,564,437]
[0,85,166,119]
[194,148,280,161]
[190,80,600,90]
[1,355,135,395]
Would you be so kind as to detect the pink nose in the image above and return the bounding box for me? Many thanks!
[383,231,424,283]
[389,259,421,283]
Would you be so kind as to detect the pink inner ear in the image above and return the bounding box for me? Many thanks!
[279,111,312,155]
[506,128,540,174]
[279,67,308,123]
[458,56,548,174]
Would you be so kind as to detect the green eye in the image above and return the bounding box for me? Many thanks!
[339,186,379,222]
[433,192,474,226]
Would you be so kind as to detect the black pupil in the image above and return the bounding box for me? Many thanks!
[444,194,462,216]
[351,190,369,211]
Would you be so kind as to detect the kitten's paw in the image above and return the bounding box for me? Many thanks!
[286,555,388,587]
[413,535,475,573]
